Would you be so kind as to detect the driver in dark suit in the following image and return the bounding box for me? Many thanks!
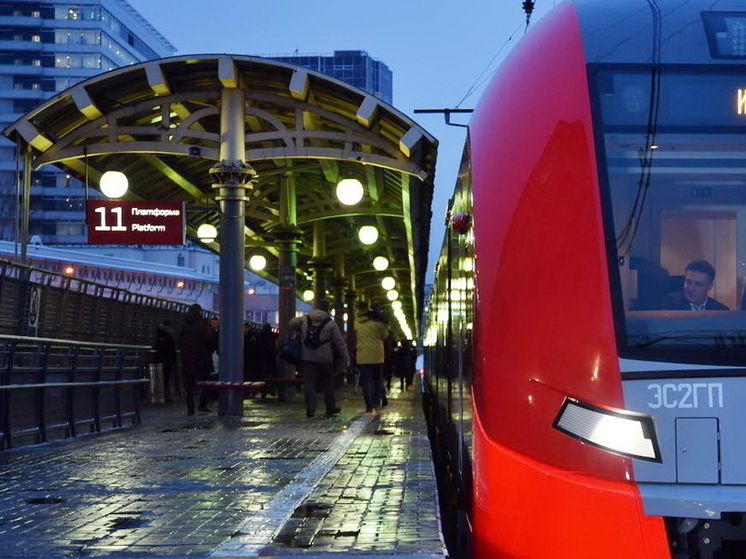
[661,260,729,311]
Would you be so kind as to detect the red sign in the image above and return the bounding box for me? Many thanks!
[86,200,186,245]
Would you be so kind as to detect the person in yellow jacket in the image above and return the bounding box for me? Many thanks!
[354,301,389,413]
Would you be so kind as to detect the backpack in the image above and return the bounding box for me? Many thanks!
[279,330,302,364]
[304,316,331,349]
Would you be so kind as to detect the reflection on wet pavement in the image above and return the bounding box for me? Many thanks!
[0,385,446,558]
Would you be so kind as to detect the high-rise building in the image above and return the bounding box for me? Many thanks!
[266,50,393,105]
[0,0,174,243]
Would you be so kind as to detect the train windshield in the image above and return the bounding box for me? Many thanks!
[593,67,746,364]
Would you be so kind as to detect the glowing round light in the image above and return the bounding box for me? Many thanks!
[381,276,396,290]
[249,254,266,271]
[64,265,75,275]
[336,178,364,205]
[391,300,403,310]
[386,289,399,301]
[303,289,315,301]
[197,223,217,243]
[99,170,128,198]
[176,280,185,289]
[373,256,389,271]
[358,225,378,245]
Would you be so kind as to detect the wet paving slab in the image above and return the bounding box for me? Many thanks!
[0,384,446,559]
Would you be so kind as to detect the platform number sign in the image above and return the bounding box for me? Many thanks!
[86,200,185,245]
[93,205,128,232]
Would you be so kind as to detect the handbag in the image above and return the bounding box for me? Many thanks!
[279,330,302,364]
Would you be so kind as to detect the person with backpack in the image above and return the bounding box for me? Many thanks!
[288,298,349,418]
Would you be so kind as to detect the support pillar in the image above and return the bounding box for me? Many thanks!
[310,259,332,304]
[332,252,346,330]
[210,87,254,417]
[20,144,31,265]
[276,171,300,402]
[332,276,345,331]
[345,285,357,333]
[310,221,332,303]
[276,227,302,401]
[345,280,357,384]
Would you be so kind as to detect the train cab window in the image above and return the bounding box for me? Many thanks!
[592,67,746,364]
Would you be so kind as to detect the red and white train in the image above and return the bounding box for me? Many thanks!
[423,1,746,558]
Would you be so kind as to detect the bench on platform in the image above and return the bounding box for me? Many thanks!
[196,378,303,396]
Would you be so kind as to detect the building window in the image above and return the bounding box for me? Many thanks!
[13,77,41,90]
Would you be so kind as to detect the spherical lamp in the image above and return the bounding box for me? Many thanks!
[99,170,128,198]
[197,223,218,243]
[386,289,399,301]
[381,276,396,290]
[358,225,378,245]
[373,256,389,271]
[336,178,364,205]
[249,254,267,271]
[303,289,315,302]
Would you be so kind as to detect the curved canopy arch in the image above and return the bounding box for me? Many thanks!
[4,54,438,336]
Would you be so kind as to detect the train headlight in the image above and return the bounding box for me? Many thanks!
[552,398,661,462]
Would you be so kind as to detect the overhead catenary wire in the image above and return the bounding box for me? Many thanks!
[454,21,524,109]
[455,1,540,109]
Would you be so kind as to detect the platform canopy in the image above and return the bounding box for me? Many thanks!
[3,54,437,336]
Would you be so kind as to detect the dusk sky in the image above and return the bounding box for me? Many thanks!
[126,0,557,280]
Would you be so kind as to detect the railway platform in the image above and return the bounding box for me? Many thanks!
[0,382,447,559]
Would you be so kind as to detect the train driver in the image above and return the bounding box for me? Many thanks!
[661,260,729,311]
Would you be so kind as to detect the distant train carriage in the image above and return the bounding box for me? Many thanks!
[424,1,746,558]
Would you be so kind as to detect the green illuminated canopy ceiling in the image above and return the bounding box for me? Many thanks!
[3,54,438,335]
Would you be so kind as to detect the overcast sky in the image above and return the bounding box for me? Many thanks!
[126,0,557,281]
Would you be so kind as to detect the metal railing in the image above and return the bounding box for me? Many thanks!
[0,334,150,450]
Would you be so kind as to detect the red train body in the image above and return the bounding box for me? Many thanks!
[424,1,746,558]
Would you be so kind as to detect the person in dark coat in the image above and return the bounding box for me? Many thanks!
[154,320,177,401]
[254,323,278,397]
[395,339,417,391]
[178,303,211,415]
[243,324,258,382]
[661,260,729,311]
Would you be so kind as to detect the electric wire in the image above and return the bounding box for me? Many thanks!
[616,0,662,261]
[455,2,541,110]
[454,21,523,109]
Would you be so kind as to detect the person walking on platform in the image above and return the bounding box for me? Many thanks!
[178,303,212,415]
[289,299,349,418]
[395,338,417,391]
[253,323,278,398]
[355,301,389,414]
[154,320,177,401]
